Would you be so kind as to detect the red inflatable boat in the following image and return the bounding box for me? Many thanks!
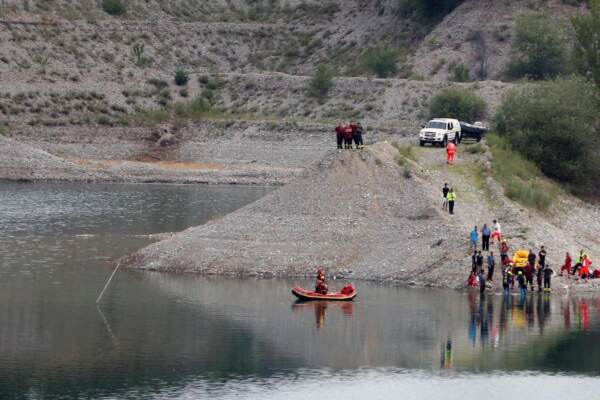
[291,286,357,301]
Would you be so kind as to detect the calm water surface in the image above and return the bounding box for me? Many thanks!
[0,182,599,399]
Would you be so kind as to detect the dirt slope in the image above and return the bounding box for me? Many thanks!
[122,142,600,292]
[121,142,466,287]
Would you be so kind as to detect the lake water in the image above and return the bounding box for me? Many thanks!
[0,182,599,399]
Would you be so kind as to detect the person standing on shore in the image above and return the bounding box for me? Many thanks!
[470,226,479,251]
[447,188,456,214]
[481,224,491,251]
[491,220,502,244]
[538,246,547,268]
[517,270,527,297]
[446,141,457,164]
[524,261,535,291]
[334,123,345,150]
[476,251,484,275]
[352,122,364,149]
[536,261,544,292]
[343,123,354,150]
[543,263,554,292]
[500,240,510,264]
[442,183,449,211]
[471,250,478,273]
[487,251,496,281]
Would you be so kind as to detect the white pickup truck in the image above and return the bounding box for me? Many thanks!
[419,118,461,147]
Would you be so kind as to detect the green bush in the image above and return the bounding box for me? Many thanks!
[174,94,213,120]
[494,78,600,195]
[487,134,556,211]
[362,46,401,78]
[451,63,471,82]
[102,0,126,15]
[308,64,334,99]
[397,0,464,20]
[429,88,487,122]
[174,69,190,86]
[506,12,568,80]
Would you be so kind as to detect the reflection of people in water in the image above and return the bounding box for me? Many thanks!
[440,339,453,370]
[315,302,327,329]
[578,300,590,331]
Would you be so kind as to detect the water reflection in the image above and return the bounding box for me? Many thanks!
[292,301,355,329]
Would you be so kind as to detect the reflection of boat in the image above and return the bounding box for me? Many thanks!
[291,286,357,301]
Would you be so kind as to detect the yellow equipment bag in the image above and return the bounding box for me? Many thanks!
[516,249,529,258]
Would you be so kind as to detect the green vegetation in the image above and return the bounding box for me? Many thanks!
[506,12,568,80]
[464,143,485,154]
[450,64,470,82]
[571,0,600,90]
[429,88,486,122]
[174,69,190,86]
[308,64,334,99]
[131,43,151,67]
[397,0,465,21]
[125,108,170,127]
[392,141,417,166]
[487,134,556,211]
[102,0,126,15]
[362,46,401,78]
[494,78,599,195]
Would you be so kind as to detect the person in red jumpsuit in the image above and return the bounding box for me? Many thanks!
[560,252,572,276]
[343,123,354,150]
[446,142,457,164]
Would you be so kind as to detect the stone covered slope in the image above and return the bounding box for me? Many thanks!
[121,142,467,286]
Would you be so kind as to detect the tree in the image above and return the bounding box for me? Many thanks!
[363,46,401,78]
[308,64,334,99]
[571,0,600,90]
[506,12,568,80]
[174,69,190,86]
[494,78,599,193]
[429,88,487,122]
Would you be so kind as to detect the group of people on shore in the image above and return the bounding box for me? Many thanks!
[466,220,596,295]
[334,122,364,150]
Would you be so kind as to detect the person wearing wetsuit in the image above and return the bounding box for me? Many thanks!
[524,262,535,291]
[476,251,484,275]
[442,183,449,210]
[517,271,527,297]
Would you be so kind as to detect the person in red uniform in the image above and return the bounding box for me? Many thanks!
[334,124,345,150]
[560,252,572,276]
[315,267,328,294]
[446,142,457,164]
[580,255,592,280]
[343,123,354,150]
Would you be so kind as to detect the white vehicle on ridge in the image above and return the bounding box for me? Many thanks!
[419,118,461,147]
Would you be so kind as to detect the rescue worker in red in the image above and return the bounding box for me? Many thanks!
[580,255,592,280]
[446,142,457,164]
[334,123,345,150]
[560,252,572,276]
[343,123,354,150]
[315,267,328,294]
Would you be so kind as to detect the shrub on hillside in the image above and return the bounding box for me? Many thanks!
[429,88,486,122]
[450,64,471,82]
[102,0,126,15]
[494,78,600,194]
[397,0,464,20]
[506,12,568,80]
[362,46,401,78]
[308,64,334,99]
[174,69,190,86]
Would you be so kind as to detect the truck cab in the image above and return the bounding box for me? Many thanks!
[419,118,461,147]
